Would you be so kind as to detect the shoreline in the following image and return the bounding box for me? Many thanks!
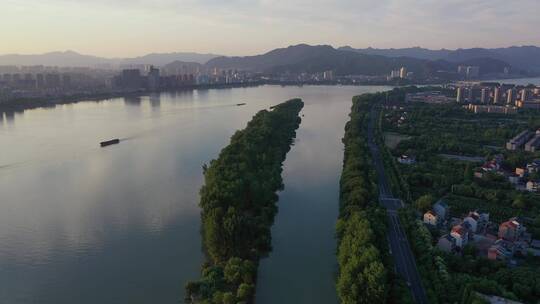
[2,76,538,114]
[0,82,264,113]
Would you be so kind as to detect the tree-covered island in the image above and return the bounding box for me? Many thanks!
[185,99,303,304]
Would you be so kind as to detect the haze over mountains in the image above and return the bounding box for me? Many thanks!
[0,51,220,67]
[1,44,539,75]
[339,46,540,73]
[206,44,514,77]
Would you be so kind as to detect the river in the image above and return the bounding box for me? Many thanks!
[485,76,540,86]
[0,85,388,304]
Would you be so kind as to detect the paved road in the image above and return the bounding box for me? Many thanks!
[367,107,429,304]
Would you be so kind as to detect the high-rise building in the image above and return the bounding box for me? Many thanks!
[466,66,480,79]
[3,74,12,83]
[121,69,142,89]
[481,88,488,103]
[36,74,44,89]
[45,74,61,88]
[323,70,334,81]
[467,88,474,102]
[456,87,464,103]
[507,89,514,105]
[399,67,407,79]
[147,66,160,91]
[521,89,528,102]
[493,87,501,104]
[62,74,72,89]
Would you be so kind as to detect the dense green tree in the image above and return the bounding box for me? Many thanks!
[512,195,527,209]
[185,99,303,303]
[414,194,434,213]
[236,283,254,301]
[337,94,389,304]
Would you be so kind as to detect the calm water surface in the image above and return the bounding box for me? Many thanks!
[0,85,387,304]
[486,77,540,86]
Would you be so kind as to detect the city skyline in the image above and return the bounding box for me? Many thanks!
[2,0,540,57]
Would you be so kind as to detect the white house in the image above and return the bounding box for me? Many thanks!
[398,155,416,165]
[423,211,438,226]
[451,224,469,248]
[527,181,539,192]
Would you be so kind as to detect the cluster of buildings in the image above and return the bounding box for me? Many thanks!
[387,83,540,113]
[425,200,539,261]
[0,62,353,104]
[112,65,264,92]
[503,131,540,192]
[387,108,408,128]
[514,160,540,192]
[0,65,114,102]
[466,104,517,114]
[112,66,195,91]
[506,129,540,152]
[404,91,454,104]
[474,154,540,193]
[457,65,480,79]
[0,64,265,103]
[457,83,540,114]
[266,70,338,83]
[387,67,413,81]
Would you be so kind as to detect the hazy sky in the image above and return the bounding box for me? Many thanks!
[2,0,539,57]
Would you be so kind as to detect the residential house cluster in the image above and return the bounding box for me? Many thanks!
[487,218,535,261]
[474,154,504,178]
[513,159,540,192]
[425,200,540,262]
[432,208,490,252]
[474,154,540,193]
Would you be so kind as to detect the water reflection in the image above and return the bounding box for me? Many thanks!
[149,93,161,109]
[4,111,15,124]
[256,85,388,304]
[0,85,389,304]
[124,96,142,106]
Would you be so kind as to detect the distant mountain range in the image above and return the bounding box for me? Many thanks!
[120,53,218,66]
[206,44,513,77]
[1,44,538,77]
[0,51,220,67]
[339,46,540,73]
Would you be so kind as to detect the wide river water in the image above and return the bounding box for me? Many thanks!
[0,85,389,304]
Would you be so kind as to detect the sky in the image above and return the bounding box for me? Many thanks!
[1,0,539,57]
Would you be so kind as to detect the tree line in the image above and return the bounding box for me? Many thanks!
[337,93,393,303]
[185,99,303,304]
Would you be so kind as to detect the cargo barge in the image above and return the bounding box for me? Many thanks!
[100,139,120,147]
